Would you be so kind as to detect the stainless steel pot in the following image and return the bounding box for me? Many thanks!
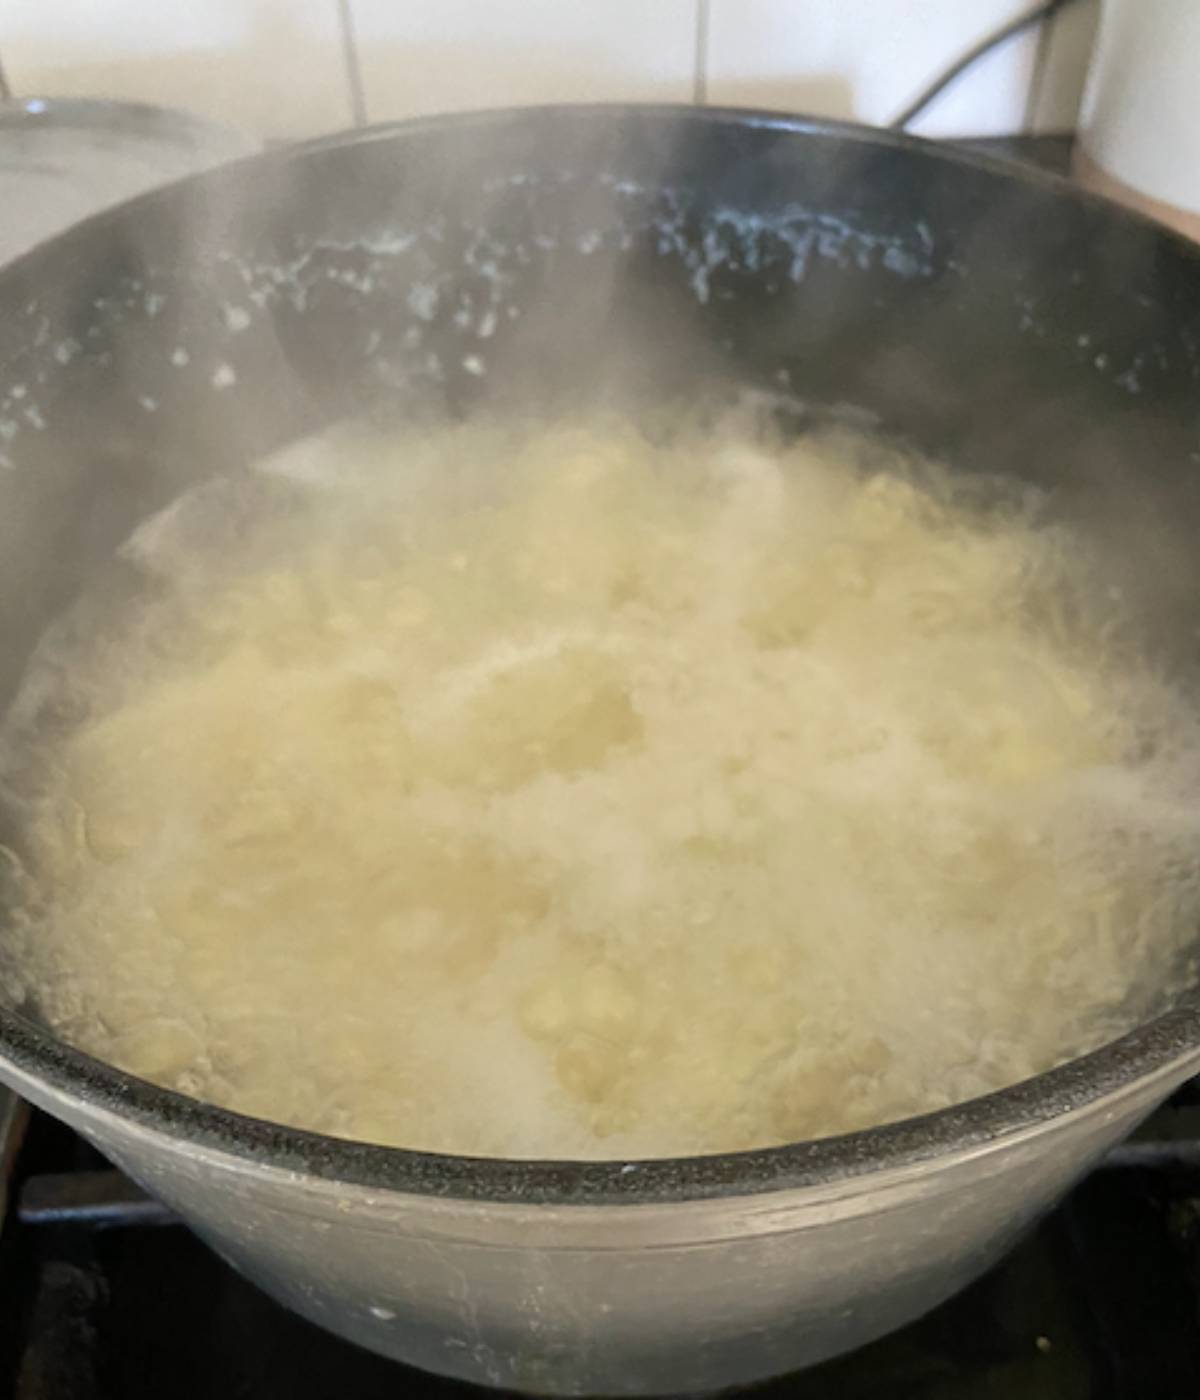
[3,1022,1199,1394]
[1,106,1199,1395]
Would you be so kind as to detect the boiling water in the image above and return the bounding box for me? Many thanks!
[1,404,1198,1159]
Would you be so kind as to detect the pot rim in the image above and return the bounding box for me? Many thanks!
[2,102,1199,1207]
[4,996,1198,1206]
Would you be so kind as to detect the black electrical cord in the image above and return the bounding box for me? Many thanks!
[890,0,1088,131]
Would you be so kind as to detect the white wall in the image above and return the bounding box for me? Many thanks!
[706,0,1098,137]
[2,0,1098,144]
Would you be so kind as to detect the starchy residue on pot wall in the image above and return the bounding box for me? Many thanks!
[2,402,1199,1159]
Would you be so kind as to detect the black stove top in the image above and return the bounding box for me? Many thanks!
[3,1089,1200,1400]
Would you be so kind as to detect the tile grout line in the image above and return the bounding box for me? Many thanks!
[693,0,710,105]
[335,0,368,128]
[1024,3,1059,133]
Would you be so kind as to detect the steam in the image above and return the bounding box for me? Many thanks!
[0,109,1197,1153]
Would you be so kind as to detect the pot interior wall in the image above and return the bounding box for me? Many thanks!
[1,111,1199,712]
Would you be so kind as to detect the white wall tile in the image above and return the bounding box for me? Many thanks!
[2,0,352,142]
[706,0,1067,138]
[350,0,695,124]
[1,1,1099,147]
